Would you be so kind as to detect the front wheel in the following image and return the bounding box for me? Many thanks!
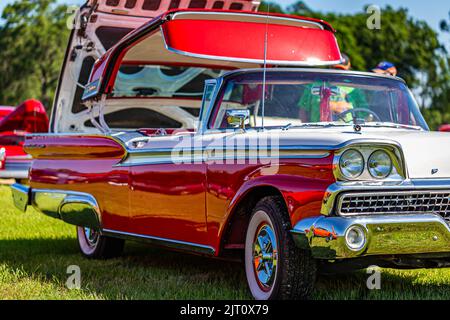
[77,226,125,259]
[245,196,317,300]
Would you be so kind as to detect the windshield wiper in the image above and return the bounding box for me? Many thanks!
[361,122,423,131]
[284,123,352,130]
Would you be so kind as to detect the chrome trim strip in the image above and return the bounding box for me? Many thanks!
[102,229,215,255]
[0,169,29,179]
[165,45,343,67]
[117,148,330,166]
[170,11,326,30]
[126,138,396,155]
[4,155,32,161]
[291,214,450,259]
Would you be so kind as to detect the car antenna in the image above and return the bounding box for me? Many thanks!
[261,3,270,131]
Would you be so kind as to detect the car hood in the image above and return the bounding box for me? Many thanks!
[231,127,450,179]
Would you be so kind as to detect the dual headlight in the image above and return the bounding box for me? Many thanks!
[339,149,393,180]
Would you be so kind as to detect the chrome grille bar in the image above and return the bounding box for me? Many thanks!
[337,190,450,219]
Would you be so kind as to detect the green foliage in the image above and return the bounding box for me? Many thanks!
[0,0,70,109]
[258,2,285,14]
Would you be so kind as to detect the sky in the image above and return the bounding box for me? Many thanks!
[0,0,449,43]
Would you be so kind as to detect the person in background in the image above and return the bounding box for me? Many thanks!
[372,61,398,76]
[298,53,367,123]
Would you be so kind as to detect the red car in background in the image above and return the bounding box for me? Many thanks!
[439,124,450,132]
[0,99,48,180]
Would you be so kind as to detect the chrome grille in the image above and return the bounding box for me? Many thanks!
[338,190,450,219]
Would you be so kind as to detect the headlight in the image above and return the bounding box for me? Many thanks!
[368,150,392,179]
[339,149,364,179]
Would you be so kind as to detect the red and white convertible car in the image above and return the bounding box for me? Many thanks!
[11,2,450,300]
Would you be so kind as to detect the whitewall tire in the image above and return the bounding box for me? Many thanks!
[245,196,317,300]
[77,226,125,259]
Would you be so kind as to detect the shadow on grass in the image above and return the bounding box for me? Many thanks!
[0,237,449,299]
[0,237,250,299]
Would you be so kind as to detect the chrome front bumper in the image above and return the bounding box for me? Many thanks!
[292,214,450,259]
[11,183,101,229]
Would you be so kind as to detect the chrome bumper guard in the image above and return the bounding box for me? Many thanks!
[292,214,450,259]
[11,183,101,229]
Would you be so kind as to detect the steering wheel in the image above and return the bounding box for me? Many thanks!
[335,108,382,123]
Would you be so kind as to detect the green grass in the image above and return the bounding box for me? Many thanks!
[1,185,450,300]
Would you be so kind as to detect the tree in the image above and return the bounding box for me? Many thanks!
[258,2,285,14]
[0,0,70,109]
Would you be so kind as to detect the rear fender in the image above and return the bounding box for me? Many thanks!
[24,134,127,160]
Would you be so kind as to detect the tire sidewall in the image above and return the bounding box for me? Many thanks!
[245,209,282,300]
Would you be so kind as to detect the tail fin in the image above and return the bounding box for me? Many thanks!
[0,99,49,134]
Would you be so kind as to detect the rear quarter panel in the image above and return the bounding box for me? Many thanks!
[25,135,130,231]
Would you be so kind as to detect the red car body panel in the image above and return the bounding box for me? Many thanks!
[84,10,341,100]
[439,124,450,132]
[26,135,129,231]
[0,100,49,179]
[0,106,15,121]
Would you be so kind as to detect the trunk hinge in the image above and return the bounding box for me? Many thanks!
[87,94,111,134]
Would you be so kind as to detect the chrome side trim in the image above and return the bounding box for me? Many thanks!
[118,147,330,166]
[170,11,326,30]
[102,229,215,255]
[292,214,450,259]
[11,183,30,212]
[164,44,343,67]
[321,179,450,216]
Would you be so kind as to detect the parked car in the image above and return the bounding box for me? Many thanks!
[0,100,48,180]
[12,9,450,300]
[439,124,450,132]
[11,9,343,299]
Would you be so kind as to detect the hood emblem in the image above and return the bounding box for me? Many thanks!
[431,168,439,175]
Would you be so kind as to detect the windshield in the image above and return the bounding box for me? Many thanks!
[209,70,428,130]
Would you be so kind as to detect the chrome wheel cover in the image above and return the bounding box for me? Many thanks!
[253,223,278,291]
[83,227,99,247]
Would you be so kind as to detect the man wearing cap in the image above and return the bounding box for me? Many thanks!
[372,61,398,76]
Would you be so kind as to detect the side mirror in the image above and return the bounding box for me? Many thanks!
[226,109,250,130]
